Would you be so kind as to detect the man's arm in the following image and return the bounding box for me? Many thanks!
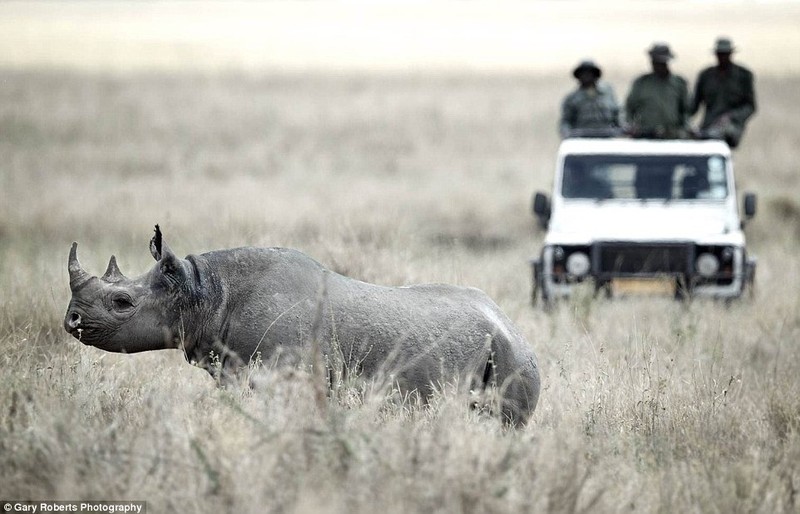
[729,68,756,125]
[559,93,577,138]
[602,82,621,127]
[678,77,691,130]
[689,71,705,117]
[623,80,641,133]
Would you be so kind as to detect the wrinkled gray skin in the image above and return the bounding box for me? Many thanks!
[64,226,540,425]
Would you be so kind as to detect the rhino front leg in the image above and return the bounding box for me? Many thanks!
[186,340,247,387]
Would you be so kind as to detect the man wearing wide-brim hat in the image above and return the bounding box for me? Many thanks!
[559,59,621,138]
[625,42,691,139]
[690,37,756,148]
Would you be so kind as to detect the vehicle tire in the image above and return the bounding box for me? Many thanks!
[540,283,552,307]
[530,259,542,306]
[674,276,691,302]
[594,280,612,299]
[745,258,757,299]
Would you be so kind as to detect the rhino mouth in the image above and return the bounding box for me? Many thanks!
[64,314,106,346]
[68,329,114,350]
[65,324,91,343]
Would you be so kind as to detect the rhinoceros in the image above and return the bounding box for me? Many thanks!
[64,226,540,424]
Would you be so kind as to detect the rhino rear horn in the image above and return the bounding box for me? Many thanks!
[101,255,126,283]
[68,242,92,291]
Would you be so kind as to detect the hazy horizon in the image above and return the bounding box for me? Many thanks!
[2,1,799,76]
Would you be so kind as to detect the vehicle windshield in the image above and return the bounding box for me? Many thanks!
[561,154,729,200]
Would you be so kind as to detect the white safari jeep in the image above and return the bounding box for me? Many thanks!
[531,138,757,303]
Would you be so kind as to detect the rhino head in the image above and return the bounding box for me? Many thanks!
[64,225,201,353]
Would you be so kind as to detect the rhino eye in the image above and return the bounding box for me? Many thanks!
[111,294,135,312]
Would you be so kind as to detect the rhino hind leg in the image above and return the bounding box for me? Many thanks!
[482,337,541,427]
[499,366,540,427]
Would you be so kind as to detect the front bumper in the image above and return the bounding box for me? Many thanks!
[531,242,755,301]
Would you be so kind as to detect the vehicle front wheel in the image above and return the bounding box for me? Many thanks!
[530,259,551,307]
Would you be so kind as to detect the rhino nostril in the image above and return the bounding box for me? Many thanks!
[68,312,82,329]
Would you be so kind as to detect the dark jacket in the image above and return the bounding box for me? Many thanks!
[625,73,690,138]
[691,63,756,129]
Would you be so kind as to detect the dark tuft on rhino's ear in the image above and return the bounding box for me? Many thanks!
[149,224,182,284]
[150,224,163,261]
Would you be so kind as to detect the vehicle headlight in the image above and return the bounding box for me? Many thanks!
[566,252,591,277]
[721,246,735,262]
[696,253,720,277]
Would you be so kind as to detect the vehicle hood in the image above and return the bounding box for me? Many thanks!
[545,201,743,244]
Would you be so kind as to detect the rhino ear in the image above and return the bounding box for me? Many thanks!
[149,224,179,261]
[158,251,185,282]
[150,225,186,285]
[150,224,164,261]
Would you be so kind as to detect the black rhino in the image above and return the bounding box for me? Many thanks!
[64,226,540,425]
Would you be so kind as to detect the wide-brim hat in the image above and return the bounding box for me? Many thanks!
[714,37,736,54]
[648,43,674,63]
[572,59,602,79]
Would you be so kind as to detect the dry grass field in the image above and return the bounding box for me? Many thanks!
[2,2,800,513]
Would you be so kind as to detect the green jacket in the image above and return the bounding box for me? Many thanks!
[691,63,756,129]
[625,73,690,138]
[559,82,620,137]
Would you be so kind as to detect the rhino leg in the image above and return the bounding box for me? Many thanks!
[484,337,541,427]
[184,338,248,387]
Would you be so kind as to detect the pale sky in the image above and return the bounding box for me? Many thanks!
[1,1,799,75]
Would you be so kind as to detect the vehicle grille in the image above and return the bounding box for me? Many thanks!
[597,243,691,276]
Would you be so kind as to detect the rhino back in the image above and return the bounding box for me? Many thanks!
[193,247,537,405]
[325,280,536,403]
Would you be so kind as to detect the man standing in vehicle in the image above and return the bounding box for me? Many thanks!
[690,37,756,149]
[559,59,621,138]
[625,43,691,139]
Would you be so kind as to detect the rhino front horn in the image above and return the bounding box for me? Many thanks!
[68,242,92,291]
[101,255,126,283]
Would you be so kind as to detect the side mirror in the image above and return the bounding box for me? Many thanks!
[532,192,551,227]
[743,192,757,219]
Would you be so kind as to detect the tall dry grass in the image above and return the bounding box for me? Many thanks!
[1,69,799,512]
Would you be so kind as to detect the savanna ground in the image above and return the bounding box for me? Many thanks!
[2,4,800,513]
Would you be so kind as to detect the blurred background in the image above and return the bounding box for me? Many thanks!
[2,0,800,75]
